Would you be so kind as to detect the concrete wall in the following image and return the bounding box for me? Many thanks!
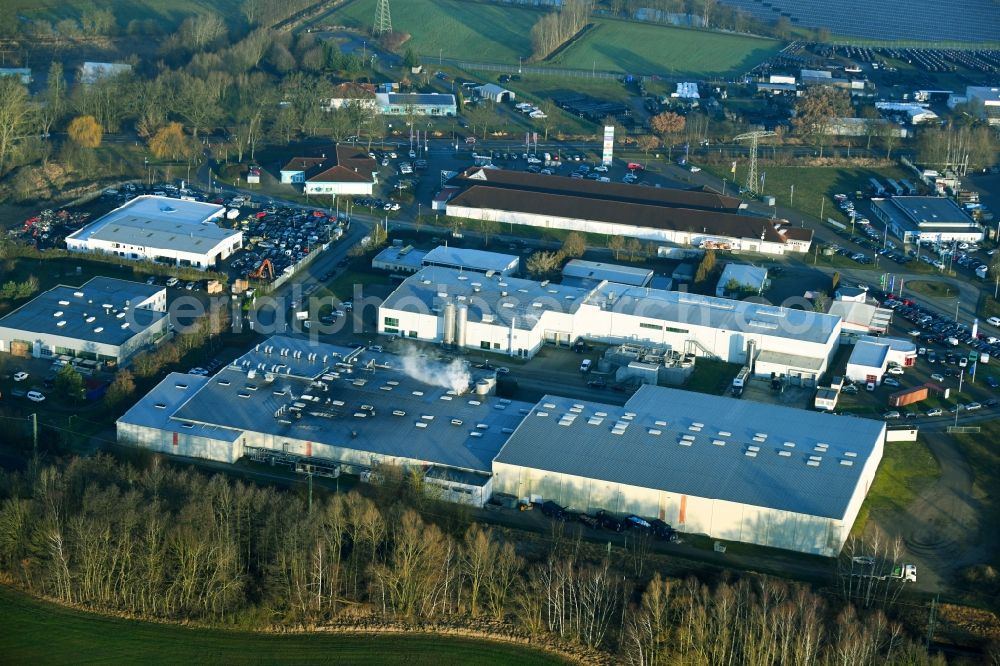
[491,461,844,556]
[116,421,243,463]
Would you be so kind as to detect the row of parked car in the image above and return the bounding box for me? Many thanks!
[540,501,677,540]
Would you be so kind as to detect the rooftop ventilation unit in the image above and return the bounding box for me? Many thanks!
[415,421,428,428]
[747,445,760,452]
[85,316,96,323]
[778,450,792,457]
[681,434,696,441]
[53,311,63,317]
[412,390,424,396]
[840,459,854,466]
[712,439,726,446]
[844,451,857,458]
[58,300,70,306]
[648,429,662,436]
[469,431,483,438]
[93,327,103,333]
[806,460,821,467]
[393,410,406,416]
[73,291,84,298]
[536,411,549,417]
[56,320,66,327]
[468,399,481,406]
[679,439,693,447]
[595,411,608,417]
[808,455,822,462]
[588,417,604,425]
[718,430,732,437]
[745,451,758,458]
[655,420,668,427]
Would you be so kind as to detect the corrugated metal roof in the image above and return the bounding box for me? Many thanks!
[494,385,884,518]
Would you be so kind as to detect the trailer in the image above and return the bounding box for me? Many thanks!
[885,178,904,196]
[868,178,886,196]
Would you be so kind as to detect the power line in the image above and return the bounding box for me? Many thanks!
[373,0,392,37]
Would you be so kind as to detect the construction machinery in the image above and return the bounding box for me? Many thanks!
[249,259,274,280]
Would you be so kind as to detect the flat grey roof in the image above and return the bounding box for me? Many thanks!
[0,277,166,346]
[382,267,592,331]
[67,195,237,254]
[848,341,889,368]
[118,373,243,443]
[562,260,653,287]
[856,335,916,353]
[373,245,427,270]
[422,245,519,273]
[167,336,533,473]
[494,385,885,519]
[586,284,841,345]
[756,350,825,371]
[873,197,978,234]
[718,263,767,286]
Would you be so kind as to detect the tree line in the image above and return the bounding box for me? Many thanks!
[530,0,594,61]
[0,454,954,663]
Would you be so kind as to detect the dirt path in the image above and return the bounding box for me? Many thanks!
[872,434,987,594]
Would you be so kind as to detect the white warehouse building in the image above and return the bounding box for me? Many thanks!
[0,277,169,367]
[65,195,242,270]
[118,336,531,507]
[492,386,886,557]
[379,267,841,380]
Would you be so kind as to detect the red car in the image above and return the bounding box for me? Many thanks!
[627,162,644,171]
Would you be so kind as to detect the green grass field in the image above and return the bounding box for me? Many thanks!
[2,0,245,28]
[327,0,539,63]
[850,437,940,535]
[0,585,570,665]
[551,18,781,76]
[326,0,779,76]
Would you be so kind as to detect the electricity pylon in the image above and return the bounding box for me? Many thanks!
[733,130,777,195]
[374,0,392,36]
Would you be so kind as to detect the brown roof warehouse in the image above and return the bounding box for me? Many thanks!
[444,168,812,255]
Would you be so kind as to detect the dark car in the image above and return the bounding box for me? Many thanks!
[595,510,624,532]
[541,500,568,520]
[575,512,599,529]
[649,519,675,540]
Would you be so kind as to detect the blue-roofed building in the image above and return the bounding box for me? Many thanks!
[492,385,886,556]
[375,92,457,116]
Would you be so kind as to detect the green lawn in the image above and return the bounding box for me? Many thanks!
[326,0,539,63]
[732,165,915,225]
[0,586,569,665]
[551,18,782,76]
[3,0,245,28]
[851,437,940,535]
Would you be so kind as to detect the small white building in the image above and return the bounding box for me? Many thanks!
[280,144,378,196]
[715,264,767,297]
[562,259,653,288]
[828,301,892,338]
[846,340,890,384]
[871,196,983,244]
[375,92,457,116]
[64,195,241,270]
[0,277,169,367]
[474,83,515,103]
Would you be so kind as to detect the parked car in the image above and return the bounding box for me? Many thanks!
[887,366,904,375]
[926,407,944,417]
[579,359,592,373]
[595,510,624,532]
[649,519,675,540]
[625,515,652,531]
[541,500,568,520]
[13,371,29,382]
[882,411,901,419]
[26,390,45,402]
[882,377,901,387]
